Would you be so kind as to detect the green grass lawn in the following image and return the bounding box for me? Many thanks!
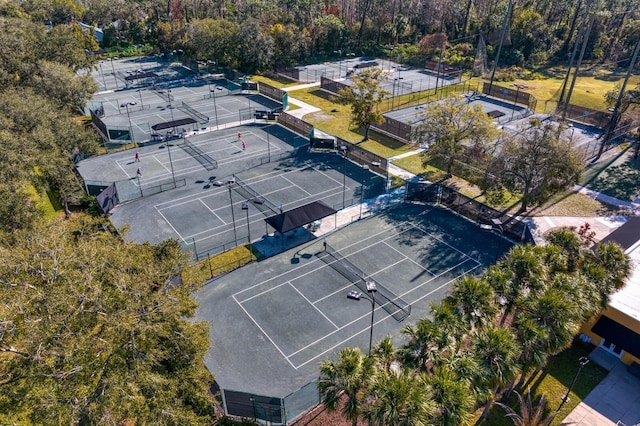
[581,146,640,202]
[471,66,640,113]
[250,74,300,88]
[181,244,259,285]
[473,341,607,426]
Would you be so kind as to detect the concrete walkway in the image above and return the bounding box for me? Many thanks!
[561,360,640,426]
[281,82,321,119]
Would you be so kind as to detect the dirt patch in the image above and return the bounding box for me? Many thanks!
[291,397,351,426]
[309,111,336,122]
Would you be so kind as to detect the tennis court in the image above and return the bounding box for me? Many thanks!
[193,202,511,408]
[385,92,531,128]
[91,83,281,142]
[90,56,193,92]
[98,142,385,256]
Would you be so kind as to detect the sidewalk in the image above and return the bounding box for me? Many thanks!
[281,82,321,119]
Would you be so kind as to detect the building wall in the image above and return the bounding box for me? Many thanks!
[582,306,640,365]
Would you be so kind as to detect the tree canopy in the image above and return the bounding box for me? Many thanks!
[0,217,216,424]
[338,67,390,140]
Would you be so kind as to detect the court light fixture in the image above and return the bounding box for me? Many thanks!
[347,290,363,300]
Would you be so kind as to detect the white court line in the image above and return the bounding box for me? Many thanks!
[239,280,292,303]
[116,159,133,180]
[153,154,171,173]
[199,199,226,225]
[408,220,482,265]
[155,208,188,244]
[288,303,388,360]
[382,241,435,275]
[371,254,422,277]
[230,220,480,369]
[289,283,339,330]
[233,294,297,369]
[182,184,297,241]
[294,260,480,369]
[232,226,399,298]
[279,175,312,197]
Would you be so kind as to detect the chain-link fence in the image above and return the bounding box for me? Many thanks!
[221,380,320,425]
[405,181,535,244]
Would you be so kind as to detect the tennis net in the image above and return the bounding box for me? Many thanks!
[152,88,174,102]
[179,139,218,171]
[180,101,209,123]
[319,243,410,322]
[231,175,281,216]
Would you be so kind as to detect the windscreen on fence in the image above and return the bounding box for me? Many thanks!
[283,380,320,424]
[317,243,411,322]
[223,389,283,424]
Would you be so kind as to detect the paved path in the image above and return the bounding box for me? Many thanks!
[281,82,321,119]
[561,361,640,426]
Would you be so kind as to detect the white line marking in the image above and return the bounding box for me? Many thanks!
[233,294,296,368]
[289,283,339,329]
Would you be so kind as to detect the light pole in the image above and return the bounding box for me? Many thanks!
[227,178,238,247]
[166,142,176,186]
[99,62,107,89]
[340,145,348,209]
[510,83,527,121]
[125,104,134,144]
[242,201,252,260]
[371,161,389,198]
[138,89,144,109]
[347,281,377,354]
[391,78,398,110]
[360,164,369,219]
[558,356,590,411]
[212,86,220,129]
[480,218,504,263]
[266,127,271,162]
[136,173,143,197]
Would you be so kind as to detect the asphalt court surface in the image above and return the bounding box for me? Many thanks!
[77,124,296,185]
[194,203,510,397]
[385,92,529,126]
[97,140,384,254]
[90,56,190,92]
[93,88,281,142]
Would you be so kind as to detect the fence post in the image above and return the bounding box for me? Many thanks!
[207,252,213,278]
[192,237,198,261]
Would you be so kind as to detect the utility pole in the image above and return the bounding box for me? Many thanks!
[488,0,513,92]
[558,0,592,110]
[597,35,640,159]
[562,13,595,120]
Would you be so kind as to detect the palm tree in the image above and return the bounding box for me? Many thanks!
[583,241,632,307]
[473,326,521,418]
[362,368,436,426]
[511,314,549,391]
[318,347,375,426]
[426,366,474,426]
[523,285,580,355]
[445,275,498,332]
[496,390,558,426]
[494,244,548,325]
[438,350,490,404]
[372,335,396,372]
[399,318,445,373]
[545,228,583,272]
